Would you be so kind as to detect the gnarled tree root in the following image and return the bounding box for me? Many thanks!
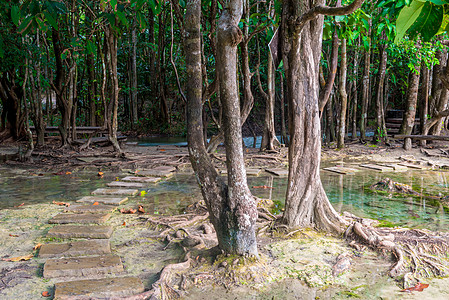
[348,220,449,278]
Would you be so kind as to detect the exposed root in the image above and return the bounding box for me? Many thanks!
[347,219,449,278]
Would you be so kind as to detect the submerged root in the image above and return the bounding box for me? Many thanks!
[347,220,449,278]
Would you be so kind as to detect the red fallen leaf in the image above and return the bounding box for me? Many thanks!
[33,243,43,250]
[52,201,70,207]
[138,205,145,214]
[122,221,126,226]
[401,282,429,292]
[159,149,166,152]
[93,202,99,206]
[9,234,19,237]
[98,172,104,176]
[120,208,137,214]
[252,185,273,189]
[65,171,72,175]
[42,291,51,297]
[15,203,25,207]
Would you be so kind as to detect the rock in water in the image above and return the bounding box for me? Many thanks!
[332,253,351,276]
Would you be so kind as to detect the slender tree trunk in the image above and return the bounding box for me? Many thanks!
[131,19,138,126]
[373,40,388,143]
[351,48,358,140]
[319,27,339,116]
[337,38,347,148]
[419,63,430,146]
[186,0,257,255]
[279,71,288,145]
[401,65,421,150]
[360,20,371,141]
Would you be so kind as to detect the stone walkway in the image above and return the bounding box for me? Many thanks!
[37,169,175,299]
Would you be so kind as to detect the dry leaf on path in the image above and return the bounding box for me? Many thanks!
[33,243,43,250]
[120,208,137,214]
[93,202,99,205]
[138,205,145,213]
[2,254,34,262]
[42,291,51,297]
[52,201,70,207]
[9,234,19,237]
[401,282,430,292]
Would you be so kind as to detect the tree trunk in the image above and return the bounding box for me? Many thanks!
[373,40,388,144]
[281,0,351,232]
[337,38,347,148]
[260,54,280,150]
[419,62,430,146]
[131,19,138,126]
[319,26,339,116]
[401,65,421,150]
[351,47,359,140]
[279,71,289,145]
[185,0,257,256]
[360,21,371,141]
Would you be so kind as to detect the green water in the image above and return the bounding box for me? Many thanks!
[1,166,449,232]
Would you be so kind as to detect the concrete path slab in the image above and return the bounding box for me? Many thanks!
[77,196,128,206]
[54,277,145,299]
[398,162,431,170]
[122,176,162,183]
[107,181,145,188]
[265,168,289,176]
[64,204,116,214]
[384,164,408,171]
[137,166,176,178]
[47,225,113,239]
[49,213,110,224]
[323,166,359,175]
[43,255,124,278]
[91,188,138,196]
[246,168,262,176]
[39,240,111,258]
[360,164,395,172]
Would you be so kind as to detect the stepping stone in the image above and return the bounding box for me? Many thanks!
[49,213,110,224]
[398,162,430,170]
[39,240,111,258]
[107,181,145,188]
[265,168,289,176]
[323,166,359,175]
[246,168,262,176]
[138,166,176,178]
[54,277,145,299]
[77,196,128,206]
[91,188,138,196]
[64,204,116,214]
[122,176,162,183]
[360,164,394,172]
[43,254,124,278]
[47,225,113,239]
[384,164,408,171]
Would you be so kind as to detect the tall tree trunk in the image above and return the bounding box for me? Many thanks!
[260,54,280,150]
[319,27,339,116]
[185,0,257,255]
[373,40,388,144]
[401,65,421,150]
[131,18,138,126]
[360,20,371,141]
[419,62,430,146]
[280,0,362,232]
[351,47,359,140]
[337,38,347,148]
[279,71,289,145]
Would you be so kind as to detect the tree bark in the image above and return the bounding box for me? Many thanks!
[186,0,257,255]
[419,62,430,146]
[360,20,371,141]
[131,18,138,126]
[337,38,347,148]
[401,65,421,150]
[281,0,360,232]
[319,26,339,116]
[373,40,388,144]
[351,46,359,140]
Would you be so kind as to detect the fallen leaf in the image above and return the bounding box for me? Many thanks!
[122,221,126,226]
[2,254,34,262]
[93,202,99,205]
[15,203,25,207]
[115,177,120,181]
[9,234,19,237]
[65,171,72,175]
[120,208,137,214]
[42,291,50,297]
[98,172,104,176]
[159,149,166,152]
[140,191,147,196]
[138,205,145,214]
[252,185,273,189]
[401,282,430,292]
[52,201,70,207]
[33,243,43,251]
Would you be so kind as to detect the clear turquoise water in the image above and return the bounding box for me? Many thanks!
[1,165,448,231]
